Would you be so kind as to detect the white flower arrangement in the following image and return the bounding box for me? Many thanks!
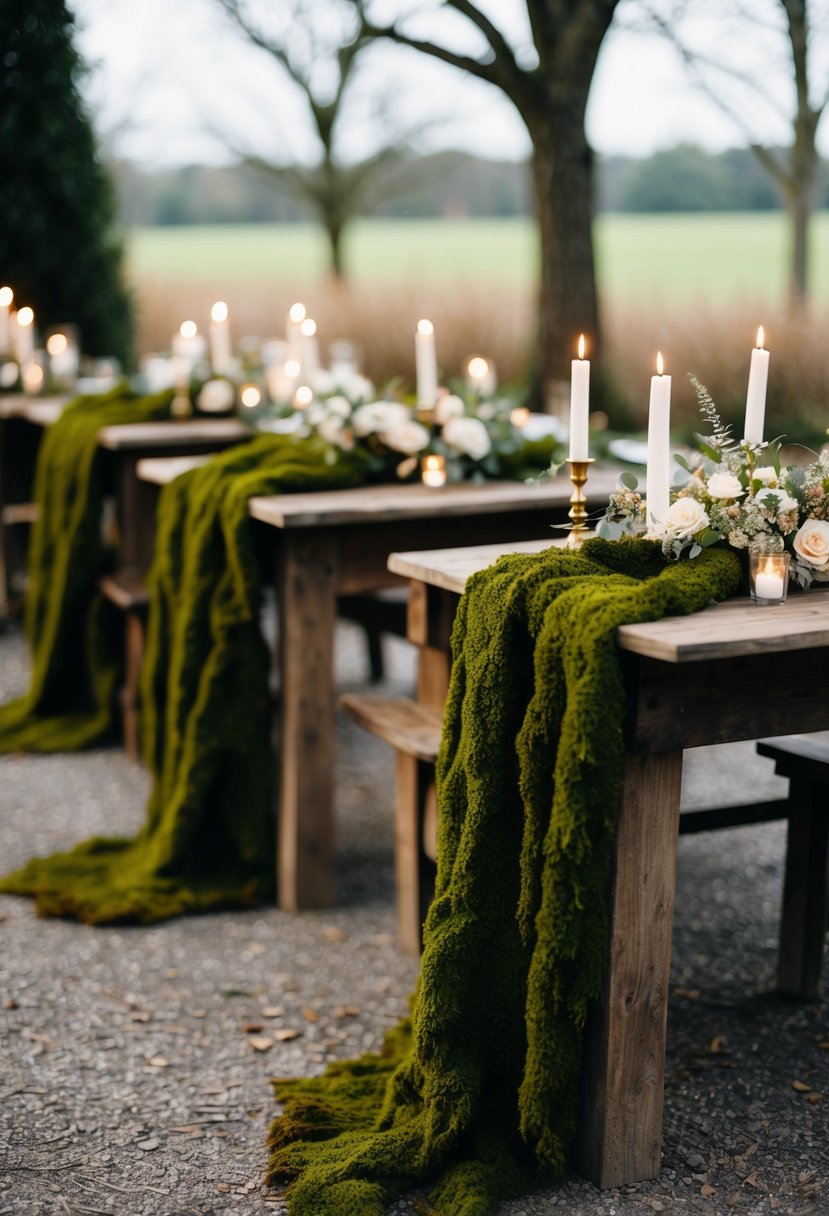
[282,381,559,484]
[598,375,829,588]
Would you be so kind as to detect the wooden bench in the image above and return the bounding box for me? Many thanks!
[343,691,829,992]
[98,568,150,761]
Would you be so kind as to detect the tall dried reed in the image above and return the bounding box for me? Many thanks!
[133,272,829,444]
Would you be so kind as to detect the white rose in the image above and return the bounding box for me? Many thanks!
[664,497,710,538]
[793,518,829,568]
[381,418,431,455]
[352,400,409,437]
[311,369,336,395]
[442,416,492,461]
[324,395,351,419]
[434,394,465,425]
[706,472,744,500]
[755,487,798,515]
[753,466,778,486]
[197,378,236,413]
[318,414,345,444]
[335,371,374,402]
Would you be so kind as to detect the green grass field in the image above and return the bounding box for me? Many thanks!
[125,213,829,303]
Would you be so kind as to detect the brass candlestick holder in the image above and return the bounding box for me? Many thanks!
[170,389,193,419]
[565,457,594,547]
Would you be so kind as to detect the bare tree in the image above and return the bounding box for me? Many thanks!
[349,0,620,394]
[640,0,829,306]
[215,0,421,280]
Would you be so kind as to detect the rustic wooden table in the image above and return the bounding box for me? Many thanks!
[137,465,626,913]
[97,419,250,570]
[386,539,829,1190]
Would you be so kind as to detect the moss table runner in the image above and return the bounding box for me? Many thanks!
[264,538,741,1215]
[0,434,373,920]
[0,385,173,752]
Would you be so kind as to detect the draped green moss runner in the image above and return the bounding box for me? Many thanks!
[0,386,173,752]
[0,434,373,920]
[266,539,742,1216]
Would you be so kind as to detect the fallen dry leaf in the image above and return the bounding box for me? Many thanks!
[216,1183,231,1193]
[261,1006,284,1019]
[743,1171,759,1187]
[146,1057,170,1068]
[131,1011,151,1023]
[334,1006,359,1019]
[726,1195,739,1208]
[673,988,700,1000]
[808,1093,824,1104]
[322,926,346,942]
[700,1184,716,1198]
[248,1036,274,1053]
[792,1080,812,1092]
[243,1022,264,1034]
[189,1009,207,1018]
[4,997,19,1010]
[165,969,179,979]
[709,1034,727,1053]
[303,1008,320,1023]
[816,1039,829,1050]
[274,1028,302,1042]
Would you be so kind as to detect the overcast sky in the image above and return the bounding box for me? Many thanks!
[68,0,829,169]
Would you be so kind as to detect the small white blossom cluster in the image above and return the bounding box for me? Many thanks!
[598,380,829,588]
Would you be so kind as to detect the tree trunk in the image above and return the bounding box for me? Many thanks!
[787,108,819,307]
[526,94,600,407]
[324,211,347,282]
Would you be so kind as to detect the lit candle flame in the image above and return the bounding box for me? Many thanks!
[656,350,664,376]
[467,355,488,380]
[295,385,314,408]
[756,325,765,349]
[578,334,586,360]
[289,302,306,324]
[240,384,261,409]
[300,318,317,337]
[17,306,34,328]
[211,301,228,323]
[0,286,13,308]
[284,359,301,379]
[47,333,68,355]
[417,318,433,337]
[180,320,197,338]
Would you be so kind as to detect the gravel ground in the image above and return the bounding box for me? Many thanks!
[1,621,827,1216]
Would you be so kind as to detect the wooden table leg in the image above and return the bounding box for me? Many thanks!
[276,532,340,911]
[777,776,829,1000]
[577,749,683,1188]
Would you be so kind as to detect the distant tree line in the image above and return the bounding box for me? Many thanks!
[112,144,829,228]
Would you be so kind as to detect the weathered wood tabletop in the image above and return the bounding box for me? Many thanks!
[387,537,829,1191]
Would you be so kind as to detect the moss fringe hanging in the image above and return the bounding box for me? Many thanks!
[0,433,372,921]
[0,385,174,752]
[265,538,742,1215]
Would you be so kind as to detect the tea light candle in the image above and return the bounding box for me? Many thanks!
[0,286,13,357]
[744,326,769,446]
[645,351,671,531]
[568,334,590,461]
[209,301,233,375]
[421,454,447,488]
[751,552,789,603]
[46,329,80,386]
[416,319,438,407]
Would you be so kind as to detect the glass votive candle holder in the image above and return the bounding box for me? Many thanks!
[421,454,447,488]
[749,551,790,605]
